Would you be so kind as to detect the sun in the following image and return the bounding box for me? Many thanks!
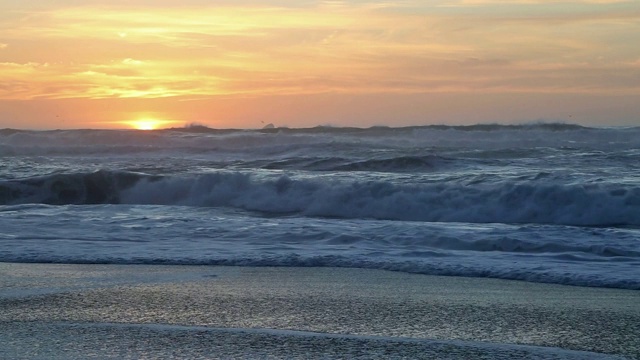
[128,118,166,130]
[120,116,183,130]
[132,119,160,130]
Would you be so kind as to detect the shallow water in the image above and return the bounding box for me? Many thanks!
[1,264,638,359]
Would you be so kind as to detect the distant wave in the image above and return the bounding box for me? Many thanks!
[2,123,640,158]
[0,123,596,137]
[164,122,594,133]
[2,170,639,227]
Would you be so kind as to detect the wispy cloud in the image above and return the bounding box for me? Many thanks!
[443,0,634,6]
[0,2,638,101]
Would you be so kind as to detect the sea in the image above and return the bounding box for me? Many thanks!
[1,123,639,290]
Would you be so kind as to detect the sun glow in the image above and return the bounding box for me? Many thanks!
[128,118,170,130]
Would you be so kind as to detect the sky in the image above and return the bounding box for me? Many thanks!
[0,0,639,129]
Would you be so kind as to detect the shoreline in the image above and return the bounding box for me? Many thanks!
[1,263,639,359]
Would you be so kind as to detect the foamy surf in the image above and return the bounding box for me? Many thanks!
[0,204,638,289]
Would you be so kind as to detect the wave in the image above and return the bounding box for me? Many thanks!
[166,122,594,133]
[2,170,639,226]
[2,124,640,157]
[397,235,640,258]
[1,122,594,135]
[124,173,640,226]
[258,155,446,172]
[329,156,443,172]
[0,170,157,205]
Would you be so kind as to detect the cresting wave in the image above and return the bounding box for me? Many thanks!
[2,170,639,226]
[0,170,154,205]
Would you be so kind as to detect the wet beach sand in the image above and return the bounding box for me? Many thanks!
[1,263,638,359]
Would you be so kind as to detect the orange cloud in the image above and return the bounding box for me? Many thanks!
[0,1,638,103]
[444,0,634,5]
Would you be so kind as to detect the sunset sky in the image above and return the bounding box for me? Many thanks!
[1,0,638,129]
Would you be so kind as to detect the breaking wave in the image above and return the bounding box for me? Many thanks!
[2,170,638,226]
[0,170,156,205]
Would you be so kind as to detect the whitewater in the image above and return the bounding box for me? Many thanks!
[1,124,639,289]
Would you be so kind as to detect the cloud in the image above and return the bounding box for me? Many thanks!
[443,0,633,5]
[122,58,144,66]
[0,2,638,101]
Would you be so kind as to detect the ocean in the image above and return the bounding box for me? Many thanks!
[1,123,639,290]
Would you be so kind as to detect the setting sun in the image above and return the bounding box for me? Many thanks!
[127,118,177,130]
[133,119,159,130]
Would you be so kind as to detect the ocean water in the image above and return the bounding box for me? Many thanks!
[1,123,639,289]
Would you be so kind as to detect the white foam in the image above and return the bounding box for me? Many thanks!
[0,205,638,289]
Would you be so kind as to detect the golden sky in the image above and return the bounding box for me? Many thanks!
[1,0,639,129]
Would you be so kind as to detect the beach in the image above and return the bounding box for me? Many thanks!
[1,263,638,359]
[3,0,640,357]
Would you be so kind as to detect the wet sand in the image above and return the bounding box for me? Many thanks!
[1,263,639,359]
